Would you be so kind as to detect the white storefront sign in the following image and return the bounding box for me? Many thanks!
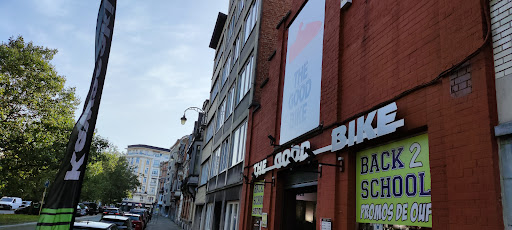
[254,102,404,177]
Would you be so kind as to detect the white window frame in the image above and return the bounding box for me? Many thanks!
[210,147,221,178]
[219,137,230,173]
[231,120,248,167]
[224,201,240,230]
[237,55,254,104]
[205,203,214,230]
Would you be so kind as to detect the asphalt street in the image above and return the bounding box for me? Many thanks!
[0,214,182,230]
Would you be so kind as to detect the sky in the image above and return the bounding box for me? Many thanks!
[0,0,228,151]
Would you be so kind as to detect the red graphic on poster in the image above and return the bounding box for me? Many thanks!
[288,21,322,63]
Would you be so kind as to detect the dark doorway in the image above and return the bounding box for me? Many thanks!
[282,186,317,230]
[213,201,222,230]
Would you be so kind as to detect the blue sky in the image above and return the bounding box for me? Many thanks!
[0,0,228,151]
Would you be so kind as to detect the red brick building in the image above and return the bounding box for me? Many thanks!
[240,0,504,229]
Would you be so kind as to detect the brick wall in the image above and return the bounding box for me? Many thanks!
[491,0,512,79]
[244,0,504,229]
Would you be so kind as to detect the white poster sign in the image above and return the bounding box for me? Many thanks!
[280,0,325,144]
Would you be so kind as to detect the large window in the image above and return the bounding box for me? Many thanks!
[228,14,235,41]
[237,55,254,103]
[244,0,259,42]
[210,147,221,178]
[222,53,231,86]
[237,0,244,20]
[211,78,220,101]
[206,121,214,142]
[233,33,240,65]
[200,161,209,185]
[216,99,226,132]
[224,202,239,230]
[205,203,214,230]
[225,85,235,120]
[231,120,248,166]
[219,137,230,173]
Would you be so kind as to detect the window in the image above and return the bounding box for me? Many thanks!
[210,147,221,177]
[219,137,230,172]
[146,159,150,165]
[145,167,149,174]
[136,158,140,164]
[217,99,227,132]
[143,178,147,183]
[221,53,231,85]
[200,161,210,185]
[225,85,235,120]
[231,120,248,166]
[205,203,214,230]
[224,202,239,230]
[150,187,155,194]
[238,0,244,20]
[211,78,220,101]
[149,197,154,202]
[233,33,240,64]
[153,159,160,166]
[244,0,259,42]
[237,55,254,103]
[228,14,235,41]
[206,121,214,142]
[152,169,158,176]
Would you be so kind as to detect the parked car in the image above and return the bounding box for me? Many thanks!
[83,202,98,215]
[14,202,41,215]
[73,221,118,230]
[128,209,148,225]
[76,203,88,216]
[0,197,23,210]
[123,213,144,230]
[103,208,123,216]
[100,215,133,230]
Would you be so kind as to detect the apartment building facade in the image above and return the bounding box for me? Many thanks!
[124,145,170,208]
[196,0,290,230]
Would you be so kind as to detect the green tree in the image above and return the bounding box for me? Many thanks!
[0,36,79,200]
[81,136,139,205]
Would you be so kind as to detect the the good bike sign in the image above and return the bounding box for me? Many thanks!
[254,102,405,177]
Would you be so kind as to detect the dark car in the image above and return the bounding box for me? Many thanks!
[83,202,99,215]
[101,215,133,230]
[14,202,41,215]
[73,221,118,230]
[103,208,123,216]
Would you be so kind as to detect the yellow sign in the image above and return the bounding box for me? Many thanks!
[356,134,431,227]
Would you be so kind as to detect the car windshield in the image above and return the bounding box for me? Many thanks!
[0,198,13,202]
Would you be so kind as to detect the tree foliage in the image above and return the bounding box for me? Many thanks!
[0,36,79,200]
[81,136,140,205]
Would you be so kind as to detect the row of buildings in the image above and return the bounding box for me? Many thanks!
[127,0,512,229]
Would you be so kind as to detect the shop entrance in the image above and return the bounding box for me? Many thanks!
[282,185,317,230]
[280,162,319,230]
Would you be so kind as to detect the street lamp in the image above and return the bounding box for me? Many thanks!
[180,107,205,125]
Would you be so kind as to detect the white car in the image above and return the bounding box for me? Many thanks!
[73,221,118,230]
[0,197,23,210]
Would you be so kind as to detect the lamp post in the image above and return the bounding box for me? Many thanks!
[180,107,205,125]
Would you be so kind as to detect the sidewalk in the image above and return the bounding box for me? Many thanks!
[146,215,182,230]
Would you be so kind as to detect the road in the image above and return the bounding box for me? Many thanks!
[0,214,100,230]
[0,214,182,230]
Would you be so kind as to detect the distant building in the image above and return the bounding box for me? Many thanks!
[123,144,170,208]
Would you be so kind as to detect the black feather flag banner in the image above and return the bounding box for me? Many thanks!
[36,0,116,229]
